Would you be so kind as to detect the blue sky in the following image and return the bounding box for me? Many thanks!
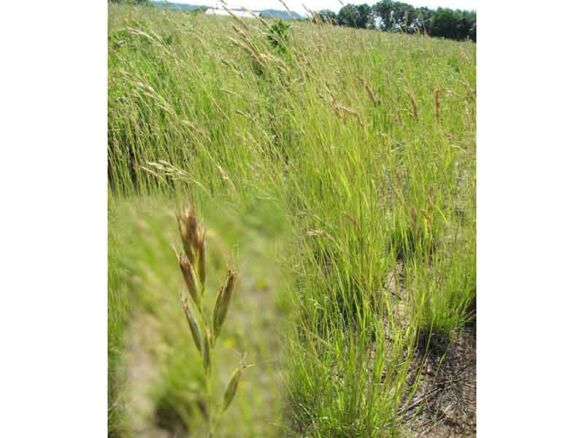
[160,0,478,13]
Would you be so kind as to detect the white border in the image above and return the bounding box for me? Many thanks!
[1,0,583,435]
[0,0,107,436]
[479,0,584,436]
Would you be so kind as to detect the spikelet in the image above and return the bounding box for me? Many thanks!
[202,328,212,373]
[196,227,207,288]
[180,290,202,353]
[407,90,418,119]
[177,203,198,264]
[177,215,195,265]
[184,205,197,240]
[358,76,380,106]
[365,83,381,106]
[179,253,201,310]
[434,87,441,125]
[213,269,237,341]
[222,367,243,412]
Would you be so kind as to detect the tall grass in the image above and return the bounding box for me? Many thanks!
[108,4,475,436]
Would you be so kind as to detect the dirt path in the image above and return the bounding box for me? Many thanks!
[125,312,172,438]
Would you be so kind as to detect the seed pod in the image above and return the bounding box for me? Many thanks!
[180,291,202,353]
[213,269,237,340]
[202,329,212,373]
[179,253,200,310]
[196,227,206,288]
[222,367,243,412]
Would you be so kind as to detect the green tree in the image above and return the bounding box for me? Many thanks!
[469,19,476,42]
[334,1,476,41]
[337,4,357,27]
[430,8,475,40]
[356,4,374,28]
[338,4,373,29]
[373,1,415,31]
[416,7,434,34]
[314,9,338,25]
[429,8,458,39]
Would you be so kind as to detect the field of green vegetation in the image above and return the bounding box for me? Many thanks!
[108,4,475,437]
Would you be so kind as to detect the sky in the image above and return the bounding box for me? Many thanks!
[161,0,478,14]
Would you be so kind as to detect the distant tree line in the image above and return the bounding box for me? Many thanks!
[314,1,476,42]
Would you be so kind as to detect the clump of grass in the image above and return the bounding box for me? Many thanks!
[175,201,252,437]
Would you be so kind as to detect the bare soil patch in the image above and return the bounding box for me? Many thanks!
[402,327,476,437]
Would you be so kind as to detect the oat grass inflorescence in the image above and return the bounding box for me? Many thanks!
[175,201,251,437]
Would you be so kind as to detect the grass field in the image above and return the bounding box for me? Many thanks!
[108,4,475,436]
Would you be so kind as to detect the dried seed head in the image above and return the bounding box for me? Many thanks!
[196,227,206,288]
[180,290,202,353]
[213,269,237,340]
[222,367,243,412]
[179,253,200,310]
